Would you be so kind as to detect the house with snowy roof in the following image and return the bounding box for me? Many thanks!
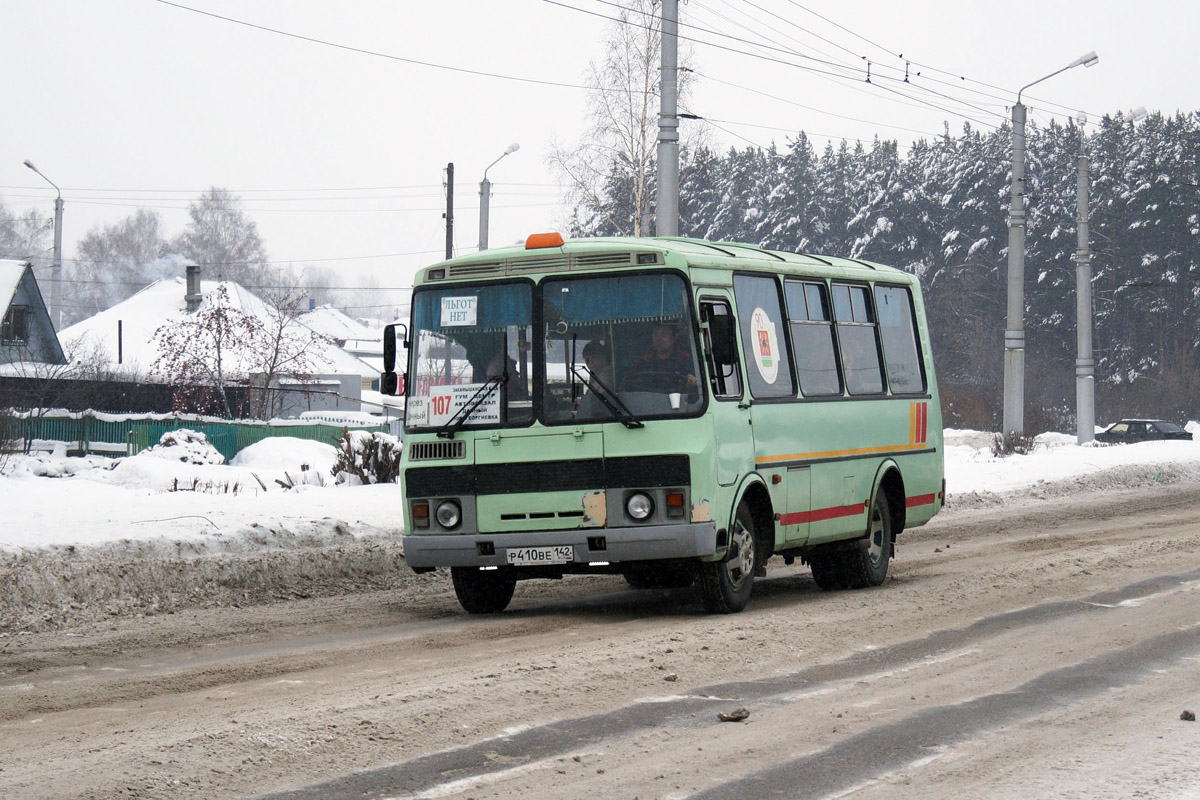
[0,259,65,366]
[58,267,376,417]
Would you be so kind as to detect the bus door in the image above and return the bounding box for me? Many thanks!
[699,295,752,489]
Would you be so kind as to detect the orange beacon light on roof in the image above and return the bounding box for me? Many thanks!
[525,232,565,249]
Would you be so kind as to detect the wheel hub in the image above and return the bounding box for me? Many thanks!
[727,521,754,588]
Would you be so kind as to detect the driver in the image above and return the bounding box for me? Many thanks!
[631,322,697,393]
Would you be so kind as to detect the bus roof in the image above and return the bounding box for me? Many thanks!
[416,235,914,285]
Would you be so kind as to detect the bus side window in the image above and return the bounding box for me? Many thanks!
[700,299,741,399]
[832,283,885,395]
[873,284,926,394]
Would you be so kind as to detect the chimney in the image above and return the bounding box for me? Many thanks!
[185,264,202,312]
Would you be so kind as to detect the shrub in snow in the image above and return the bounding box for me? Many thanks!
[332,428,401,485]
[991,431,1034,458]
[140,429,226,465]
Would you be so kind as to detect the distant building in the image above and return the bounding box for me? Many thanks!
[58,272,375,417]
[0,260,66,366]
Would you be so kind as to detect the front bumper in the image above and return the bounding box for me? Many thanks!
[403,522,718,569]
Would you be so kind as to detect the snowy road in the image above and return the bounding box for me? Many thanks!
[2,483,1198,800]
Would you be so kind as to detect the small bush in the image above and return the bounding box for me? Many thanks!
[991,431,1035,457]
[332,428,402,485]
[0,409,17,473]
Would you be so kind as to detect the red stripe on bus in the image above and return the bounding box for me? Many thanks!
[918,402,927,443]
[906,493,936,508]
[777,503,865,526]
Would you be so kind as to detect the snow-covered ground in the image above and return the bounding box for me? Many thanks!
[1,425,1198,554]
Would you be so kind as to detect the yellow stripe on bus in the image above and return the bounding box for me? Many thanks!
[909,402,917,444]
[756,443,929,465]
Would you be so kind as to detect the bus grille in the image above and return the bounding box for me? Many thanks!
[407,440,467,461]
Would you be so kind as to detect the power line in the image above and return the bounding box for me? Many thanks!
[554,0,1002,131]
[155,0,609,92]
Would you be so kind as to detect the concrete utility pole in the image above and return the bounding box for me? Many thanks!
[1073,112,1095,445]
[655,0,679,237]
[478,143,520,252]
[1003,51,1098,436]
[444,162,454,261]
[23,160,63,331]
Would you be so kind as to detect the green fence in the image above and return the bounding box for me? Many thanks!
[9,411,388,462]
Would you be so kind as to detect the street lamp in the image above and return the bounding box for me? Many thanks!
[1003,51,1098,437]
[22,159,64,331]
[478,143,520,251]
[1074,105,1146,444]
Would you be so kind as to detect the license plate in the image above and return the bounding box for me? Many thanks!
[505,545,574,566]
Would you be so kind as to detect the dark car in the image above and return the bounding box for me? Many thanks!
[1095,419,1192,444]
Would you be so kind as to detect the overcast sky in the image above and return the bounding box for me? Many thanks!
[4,0,1198,297]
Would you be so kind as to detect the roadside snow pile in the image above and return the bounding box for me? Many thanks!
[230,437,340,474]
[2,453,118,479]
[945,424,1200,509]
[139,429,226,465]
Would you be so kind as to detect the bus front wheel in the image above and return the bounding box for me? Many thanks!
[451,567,517,614]
[699,502,756,613]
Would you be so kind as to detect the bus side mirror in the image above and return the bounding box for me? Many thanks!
[382,324,398,371]
[708,315,737,363]
[381,371,400,396]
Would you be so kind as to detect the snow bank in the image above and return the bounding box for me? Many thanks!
[2,425,1199,630]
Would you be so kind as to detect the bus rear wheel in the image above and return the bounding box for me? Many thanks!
[699,502,756,613]
[451,567,517,614]
[842,491,892,589]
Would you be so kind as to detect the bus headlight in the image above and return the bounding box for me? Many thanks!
[436,500,462,529]
[626,492,654,521]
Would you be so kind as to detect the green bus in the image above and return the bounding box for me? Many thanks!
[381,233,943,614]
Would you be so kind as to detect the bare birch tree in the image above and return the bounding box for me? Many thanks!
[247,284,334,420]
[550,0,691,237]
[152,284,261,417]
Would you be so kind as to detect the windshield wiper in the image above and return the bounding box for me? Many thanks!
[573,366,643,429]
[435,375,504,439]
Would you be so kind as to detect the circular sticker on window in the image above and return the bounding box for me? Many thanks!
[750,307,780,384]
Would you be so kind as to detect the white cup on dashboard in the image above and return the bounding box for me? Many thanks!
[669,392,682,409]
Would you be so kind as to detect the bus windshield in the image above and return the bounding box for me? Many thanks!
[405,282,534,432]
[542,272,702,424]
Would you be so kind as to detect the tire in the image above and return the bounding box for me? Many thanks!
[842,491,892,589]
[808,552,848,591]
[699,502,756,613]
[451,567,517,614]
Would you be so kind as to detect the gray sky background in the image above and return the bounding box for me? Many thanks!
[4,0,1198,296]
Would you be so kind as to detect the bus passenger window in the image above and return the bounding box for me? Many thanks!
[732,274,795,399]
[874,285,926,394]
[700,299,741,399]
[832,283,885,395]
[784,280,841,396]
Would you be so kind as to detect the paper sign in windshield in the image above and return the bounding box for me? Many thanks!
[440,296,477,327]
[425,382,501,426]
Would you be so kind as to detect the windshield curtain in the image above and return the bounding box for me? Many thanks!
[541,273,702,424]
[405,282,533,431]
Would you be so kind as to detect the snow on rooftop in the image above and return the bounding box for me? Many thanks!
[299,305,375,342]
[0,259,28,311]
[57,278,377,379]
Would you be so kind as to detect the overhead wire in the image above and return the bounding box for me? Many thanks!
[560,0,1003,131]
[154,0,601,92]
